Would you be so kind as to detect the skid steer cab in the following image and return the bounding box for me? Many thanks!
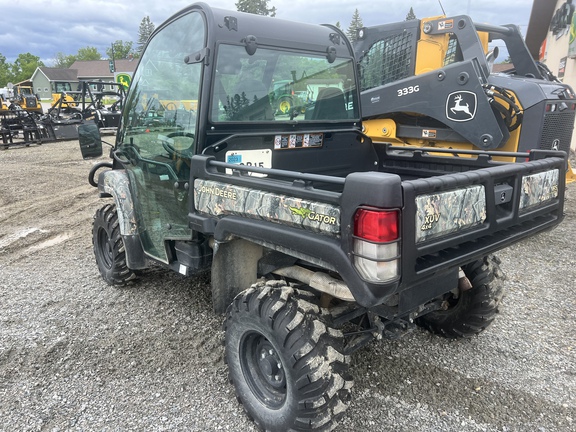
[79,3,567,431]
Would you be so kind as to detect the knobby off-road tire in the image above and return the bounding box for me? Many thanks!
[416,255,505,338]
[224,281,353,431]
[92,203,136,285]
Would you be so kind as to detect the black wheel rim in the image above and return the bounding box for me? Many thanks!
[97,227,113,269]
[239,331,287,409]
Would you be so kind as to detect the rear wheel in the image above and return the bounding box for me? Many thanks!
[92,203,136,285]
[416,255,505,338]
[224,281,353,431]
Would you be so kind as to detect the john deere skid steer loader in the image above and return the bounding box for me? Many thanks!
[355,15,576,182]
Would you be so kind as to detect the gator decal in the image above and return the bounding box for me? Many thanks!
[194,179,340,235]
[415,185,486,243]
[520,169,559,211]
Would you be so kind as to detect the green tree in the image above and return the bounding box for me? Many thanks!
[11,53,44,83]
[0,53,13,87]
[335,21,342,30]
[236,0,277,17]
[106,41,135,60]
[77,46,102,61]
[137,16,155,56]
[346,9,364,42]
[52,47,100,68]
[53,52,78,68]
[405,7,417,20]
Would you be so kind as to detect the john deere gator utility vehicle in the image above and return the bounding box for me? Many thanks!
[78,3,567,430]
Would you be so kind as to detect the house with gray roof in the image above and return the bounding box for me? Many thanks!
[30,59,138,100]
[70,59,138,81]
[30,67,79,100]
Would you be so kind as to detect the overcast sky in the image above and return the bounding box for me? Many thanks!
[1,0,535,65]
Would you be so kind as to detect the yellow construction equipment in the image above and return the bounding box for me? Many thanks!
[355,15,576,181]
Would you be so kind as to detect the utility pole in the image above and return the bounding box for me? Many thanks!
[109,43,116,74]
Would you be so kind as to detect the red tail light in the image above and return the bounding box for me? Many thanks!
[354,209,399,243]
[352,208,401,283]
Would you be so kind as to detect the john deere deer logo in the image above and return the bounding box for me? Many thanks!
[446,91,477,122]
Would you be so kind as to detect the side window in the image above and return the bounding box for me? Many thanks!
[119,11,204,167]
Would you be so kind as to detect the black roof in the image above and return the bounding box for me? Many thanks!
[39,67,78,81]
[154,2,354,59]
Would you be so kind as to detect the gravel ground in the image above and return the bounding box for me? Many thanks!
[0,140,575,431]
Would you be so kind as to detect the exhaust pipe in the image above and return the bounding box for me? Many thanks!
[272,266,355,302]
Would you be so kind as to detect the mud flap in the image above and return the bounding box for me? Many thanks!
[211,238,263,314]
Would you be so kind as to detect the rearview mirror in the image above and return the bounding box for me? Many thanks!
[78,122,103,159]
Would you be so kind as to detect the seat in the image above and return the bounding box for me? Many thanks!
[311,87,347,120]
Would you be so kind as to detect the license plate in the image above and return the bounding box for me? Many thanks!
[226,149,272,177]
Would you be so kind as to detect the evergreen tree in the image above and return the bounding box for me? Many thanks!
[405,7,417,21]
[346,9,363,42]
[137,16,155,55]
[236,0,277,17]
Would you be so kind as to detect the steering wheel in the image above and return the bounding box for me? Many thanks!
[161,132,195,159]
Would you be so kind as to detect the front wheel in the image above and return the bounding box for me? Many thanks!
[416,255,505,338]
[224,281,353,431]
[92,203,136,285]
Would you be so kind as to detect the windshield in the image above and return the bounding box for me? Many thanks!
[118,12,204,155]
[211,44,359,122]
[20,87,34,96]
[54,82,72,93]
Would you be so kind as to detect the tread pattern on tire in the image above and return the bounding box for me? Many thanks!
[224,280,353,432]
[416,255,506,339]
[93,203,137,285]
